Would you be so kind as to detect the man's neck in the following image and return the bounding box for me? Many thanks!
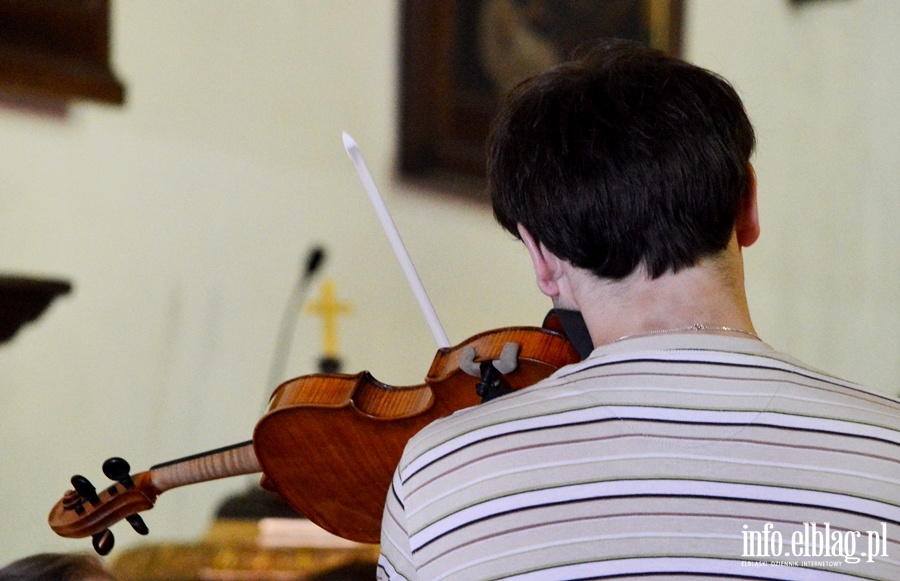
[565,247,755,347]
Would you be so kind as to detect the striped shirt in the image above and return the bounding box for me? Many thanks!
[377,334,900,580]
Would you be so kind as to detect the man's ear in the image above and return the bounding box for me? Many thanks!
[736,163,761,248]
[518,224,561,298]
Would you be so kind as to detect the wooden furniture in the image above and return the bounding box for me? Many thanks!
[0,0,125,104]
[0,275,71,344]
[109,519,378,581]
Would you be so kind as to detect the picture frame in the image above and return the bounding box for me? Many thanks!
[399,0,683,199]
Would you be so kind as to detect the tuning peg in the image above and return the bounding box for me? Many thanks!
[125,514,149,535]
[70,475,100,505]
[102,457,135,488]
[100,457,150,536]
[92,529,114,555]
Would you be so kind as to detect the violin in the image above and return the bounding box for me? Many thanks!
[48,134,591,554]
[48,318,581,553]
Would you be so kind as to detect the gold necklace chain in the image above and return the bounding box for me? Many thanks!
[614,323,759,343]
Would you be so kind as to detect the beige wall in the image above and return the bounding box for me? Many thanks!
[0,0,896,565]
[689,0,900,397]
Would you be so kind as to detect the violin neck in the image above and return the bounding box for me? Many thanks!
[147,440,260,494]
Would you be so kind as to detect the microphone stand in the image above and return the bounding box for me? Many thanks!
[216,245,327,521]
[264,246,326,402]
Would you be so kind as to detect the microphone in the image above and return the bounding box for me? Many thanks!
[302,246,326,281]
[264,245,327,402]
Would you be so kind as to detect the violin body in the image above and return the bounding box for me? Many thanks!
[256,325,579,542]
[49,324,580,548]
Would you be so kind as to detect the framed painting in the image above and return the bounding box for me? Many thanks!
[399,0,683,199]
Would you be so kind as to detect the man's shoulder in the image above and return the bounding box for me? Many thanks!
[398,337,899,467]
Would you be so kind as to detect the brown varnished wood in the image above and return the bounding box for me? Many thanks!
[49,472,157,539]
[254,326,579,543]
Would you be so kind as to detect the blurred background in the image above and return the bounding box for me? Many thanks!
[0,0,897,569]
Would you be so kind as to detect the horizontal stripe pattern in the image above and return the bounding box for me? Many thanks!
[507,556,864,580]
[377,334,900,580]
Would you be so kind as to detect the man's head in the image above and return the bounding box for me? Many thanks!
[489,40,756,281]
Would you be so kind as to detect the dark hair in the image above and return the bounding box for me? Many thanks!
[489,40,756,279]
[0,553,115,581]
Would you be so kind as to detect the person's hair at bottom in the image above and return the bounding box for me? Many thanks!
[0,552,116,581]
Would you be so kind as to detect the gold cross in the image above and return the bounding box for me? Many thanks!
[304,278,352,359]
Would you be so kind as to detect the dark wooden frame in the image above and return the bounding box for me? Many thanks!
[0,0,124,105]
[399,0,683,198]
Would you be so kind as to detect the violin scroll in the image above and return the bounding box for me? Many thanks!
[49,457,157,554]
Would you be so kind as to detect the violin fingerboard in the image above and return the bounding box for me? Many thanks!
[149,441,261,492]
